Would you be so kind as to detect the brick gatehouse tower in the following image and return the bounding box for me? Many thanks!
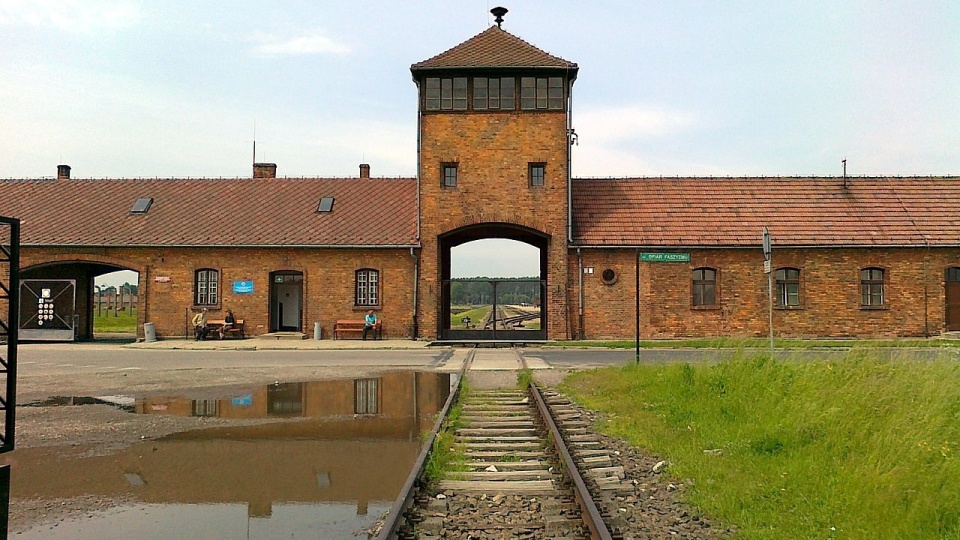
[410,17,578,340]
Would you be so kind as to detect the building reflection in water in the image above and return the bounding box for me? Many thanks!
[7,371,453,538]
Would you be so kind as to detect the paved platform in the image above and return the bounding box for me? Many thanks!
[122,337,433,351]
[470,349,523,370]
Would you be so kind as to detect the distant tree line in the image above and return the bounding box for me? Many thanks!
[451,278,541,306]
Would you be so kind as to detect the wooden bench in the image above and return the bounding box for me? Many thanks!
[334,319,382,340]
[207,319,245,339]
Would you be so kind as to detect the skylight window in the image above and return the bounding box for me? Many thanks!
[130,197,153,214]
[316,197,334,213]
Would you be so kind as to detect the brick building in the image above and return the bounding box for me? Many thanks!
[2,21,959,341]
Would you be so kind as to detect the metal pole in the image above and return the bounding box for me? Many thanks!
[763,227,774,358]
[768,263,774,358]
[635,249,640,364]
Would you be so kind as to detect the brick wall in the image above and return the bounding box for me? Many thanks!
[570,247,960,339]
[418,111,571,339]
[21,246,415,340]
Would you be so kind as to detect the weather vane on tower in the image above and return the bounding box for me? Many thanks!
[491,6,508,28]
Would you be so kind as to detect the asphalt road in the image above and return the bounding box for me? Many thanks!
[11,344,960,402]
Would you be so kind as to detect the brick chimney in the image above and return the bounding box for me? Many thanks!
[253,162,277,178]
[360,163,370,178]
[57,164,71,180]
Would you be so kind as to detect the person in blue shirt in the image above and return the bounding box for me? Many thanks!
[362,310,377,340]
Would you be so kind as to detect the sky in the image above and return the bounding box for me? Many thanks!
[3,1,959,284]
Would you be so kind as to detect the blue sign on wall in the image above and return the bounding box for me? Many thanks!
[233,281,254,294]
[231,394,253,406]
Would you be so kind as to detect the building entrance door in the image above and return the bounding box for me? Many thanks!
[269,271,303,333]
[946,268,960,331]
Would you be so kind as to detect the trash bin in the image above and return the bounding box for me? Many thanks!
[143,322,157,342]
[314,321,322,340]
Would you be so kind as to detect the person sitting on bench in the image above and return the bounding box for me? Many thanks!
[362,310,377,340]
[221,309,236,338]
[192,308,209,341]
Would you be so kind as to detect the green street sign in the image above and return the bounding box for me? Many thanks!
[640,252,690,263]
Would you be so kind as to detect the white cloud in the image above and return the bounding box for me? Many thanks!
[249,29,350,57]
[0,0,139,32]
[575,104,698,144]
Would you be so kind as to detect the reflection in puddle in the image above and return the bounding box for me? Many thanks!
[10,371,454,539]
[20,502,392,540]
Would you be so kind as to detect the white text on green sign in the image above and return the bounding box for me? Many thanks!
[641,252,691,262]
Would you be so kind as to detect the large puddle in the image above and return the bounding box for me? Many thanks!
[7,371,454,539]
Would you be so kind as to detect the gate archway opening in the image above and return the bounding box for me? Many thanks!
[439,224,548,342]
[21,261,139,342]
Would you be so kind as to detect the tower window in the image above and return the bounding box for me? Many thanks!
[529,163,545,187]
[425,78,440,110]
[425,77,467,111]
[521,77,564,110]
[442,163,458,188]
[473,77,515,110]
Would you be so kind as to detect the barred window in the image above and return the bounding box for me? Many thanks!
[776,268,801,306]
[194,269,219,306]
[356,269,380,306]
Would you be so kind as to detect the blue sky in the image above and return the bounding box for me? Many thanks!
[2,1,958,284]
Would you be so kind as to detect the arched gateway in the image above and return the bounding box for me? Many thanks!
[439,224,548,341]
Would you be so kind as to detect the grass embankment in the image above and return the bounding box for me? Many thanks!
[546,337,960,349]
[93,310,137,333]
[562,351,960,539]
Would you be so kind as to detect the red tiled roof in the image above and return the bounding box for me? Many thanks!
[572,177,960,247]
[0,177,418,247]
[411,26,577,71]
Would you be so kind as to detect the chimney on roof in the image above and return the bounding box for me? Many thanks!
[360,163,370,179]
[57,164,71,180]
[253,162,277,179]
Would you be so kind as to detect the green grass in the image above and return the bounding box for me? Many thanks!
[93,309,137,333]
[561,350,960,539]
[544,336,960,349]
[449,306,492,329]
[423,382,471,486]
[516,368,533,390]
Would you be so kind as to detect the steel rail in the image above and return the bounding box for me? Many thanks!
[529,381,614,540]
[375,351,472,540]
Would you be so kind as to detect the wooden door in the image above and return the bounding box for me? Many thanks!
[946,268,960,331]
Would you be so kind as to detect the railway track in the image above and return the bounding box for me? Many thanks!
[377,350,623,540]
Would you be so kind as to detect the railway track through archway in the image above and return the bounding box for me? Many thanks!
[377,349,621,540]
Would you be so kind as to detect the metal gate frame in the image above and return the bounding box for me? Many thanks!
[441,278,546,341]
[0,217,20,454]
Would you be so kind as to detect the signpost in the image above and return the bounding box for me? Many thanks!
[763,228,774,358]
[637,252,691,363]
